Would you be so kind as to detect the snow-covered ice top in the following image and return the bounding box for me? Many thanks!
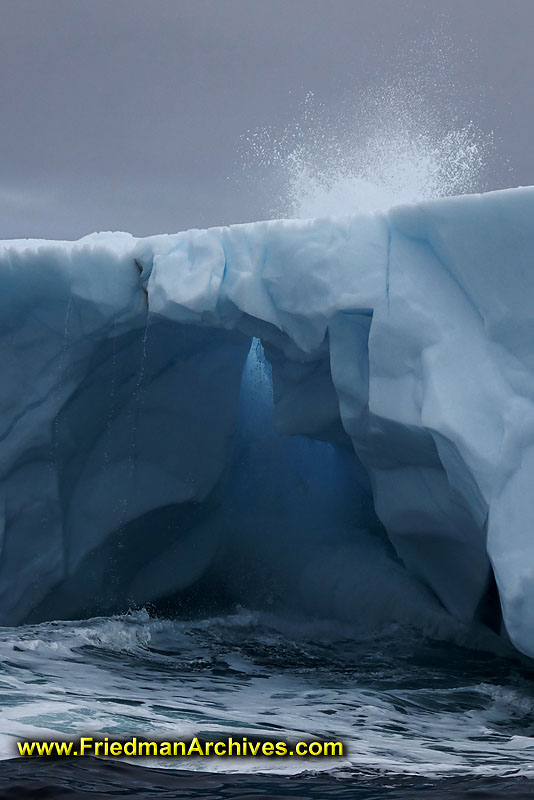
[1,186,534,657]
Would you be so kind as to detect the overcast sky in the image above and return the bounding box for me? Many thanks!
[1,0,533,239]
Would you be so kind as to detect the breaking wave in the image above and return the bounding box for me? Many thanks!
[243,74,494,218]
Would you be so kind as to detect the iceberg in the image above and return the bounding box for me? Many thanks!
[1,186,534,656]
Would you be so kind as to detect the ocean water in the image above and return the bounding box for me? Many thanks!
[1,608,534,797]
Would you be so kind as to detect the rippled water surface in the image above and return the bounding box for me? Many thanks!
[1,608,534,789]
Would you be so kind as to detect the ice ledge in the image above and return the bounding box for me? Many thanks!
[2,186,534,655]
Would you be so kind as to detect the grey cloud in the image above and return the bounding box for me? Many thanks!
[1,0,532,238]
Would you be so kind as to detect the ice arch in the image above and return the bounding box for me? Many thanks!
[1,186,534,655]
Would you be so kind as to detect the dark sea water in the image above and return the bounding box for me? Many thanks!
[0,757,533,799]
[1,609,534,798]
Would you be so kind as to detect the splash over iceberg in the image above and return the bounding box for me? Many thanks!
[1,186,534,657]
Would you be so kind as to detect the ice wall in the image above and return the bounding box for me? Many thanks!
[1,186,534,655]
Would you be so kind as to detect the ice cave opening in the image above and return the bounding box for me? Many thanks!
[25,329,396,629]
[21,324,497,642]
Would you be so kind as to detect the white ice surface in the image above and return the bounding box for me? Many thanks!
[1,187,534,655]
